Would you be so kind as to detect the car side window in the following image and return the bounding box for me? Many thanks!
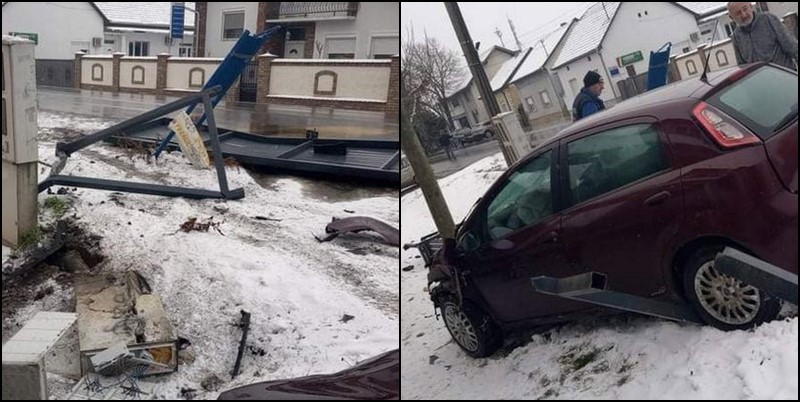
[486,151,552,240]
[567,124,666,205]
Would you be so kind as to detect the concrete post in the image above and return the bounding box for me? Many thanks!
[112,52,124,92]
[257,53,278,104]
[157,53,171,94]
[386,55,399,117]
[74,51,85,88]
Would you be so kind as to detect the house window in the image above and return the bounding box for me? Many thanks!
[715,50,729,66]
[128,41,149,56]
[472,109,479,122]
[326,37,356,59]
[370,36,399,59]
[104,38,115,45]
[451,98,459,108]
[91,64,103,81]
[568,78,580,98]
[539,91,552,107]
[686,60,698,75]
[458,117,470,129]
[179,44,194,57]
[223,11,245,40]
[131,66,145,85]
[725,22,736,37]
[189,67,205,88]
[525,96,536,113]
[683,47,691,53]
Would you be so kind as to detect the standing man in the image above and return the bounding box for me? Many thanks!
[439,131,456,161]
[572,71,606,122]
[728,2,798,70]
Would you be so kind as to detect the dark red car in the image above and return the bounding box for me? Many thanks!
[428,63,797,357]
[217,349,398,400]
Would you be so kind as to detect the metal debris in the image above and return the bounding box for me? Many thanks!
[232,310,251,378]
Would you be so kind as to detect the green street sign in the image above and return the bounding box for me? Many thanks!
[619,50,643,66]
[8,32,38,45]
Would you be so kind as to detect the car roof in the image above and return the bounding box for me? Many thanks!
[542,66,747,146]
[500,65,758,174]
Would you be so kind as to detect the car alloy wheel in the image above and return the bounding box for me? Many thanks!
[693,261,760,325]
[443,303,480,352]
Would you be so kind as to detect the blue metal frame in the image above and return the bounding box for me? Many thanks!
[154,26,283,157]
[646,42,672,90]
[44,86,246,200]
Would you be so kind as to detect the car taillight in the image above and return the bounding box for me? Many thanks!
[693,102,761,148]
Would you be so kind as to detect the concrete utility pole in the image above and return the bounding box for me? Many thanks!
[400,108,456,240]
[444,2,512,166]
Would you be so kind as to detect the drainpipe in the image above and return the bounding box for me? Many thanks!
[597,46,620,101]
[185,6,200,57]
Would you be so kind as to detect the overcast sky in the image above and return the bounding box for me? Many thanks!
[401,2,593,54]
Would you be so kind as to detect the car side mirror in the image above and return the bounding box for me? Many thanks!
[457,230,481,253]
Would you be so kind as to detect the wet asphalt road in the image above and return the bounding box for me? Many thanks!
[37,86,399,140]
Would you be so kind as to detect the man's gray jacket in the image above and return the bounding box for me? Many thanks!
[732,12,798,70]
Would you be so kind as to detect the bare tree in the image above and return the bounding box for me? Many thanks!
[402,26,466,129]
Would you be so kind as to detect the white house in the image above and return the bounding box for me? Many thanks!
[446,45,517,130]
[198,2,398,59]
[501,21,574,129]
[549,2,728,109]
[1,2,196,60]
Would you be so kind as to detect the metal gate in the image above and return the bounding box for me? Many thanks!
[36,59,74,88]
[238,61,258,102]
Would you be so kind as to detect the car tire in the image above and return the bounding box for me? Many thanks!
[439,295,501,357]
[682,246,780,331]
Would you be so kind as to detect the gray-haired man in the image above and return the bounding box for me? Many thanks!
[728,2,798,70]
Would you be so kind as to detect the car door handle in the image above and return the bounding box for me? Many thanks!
[644,191,671,206]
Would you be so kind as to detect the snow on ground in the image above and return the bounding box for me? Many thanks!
[4,111,399,399]
[400,154,798,400]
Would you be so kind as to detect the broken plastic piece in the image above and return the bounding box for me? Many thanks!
[315,216,399,246]
[90,343,131,375]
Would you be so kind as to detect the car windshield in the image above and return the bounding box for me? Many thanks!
[706,65,798,140]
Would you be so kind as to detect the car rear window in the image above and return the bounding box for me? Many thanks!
[706,66,798,140]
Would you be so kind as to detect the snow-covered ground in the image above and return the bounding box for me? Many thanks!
[3,111,398,399]
[400,154,798,400]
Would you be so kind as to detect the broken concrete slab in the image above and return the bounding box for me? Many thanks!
[2,311,77,400]
[75,273,177,377]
